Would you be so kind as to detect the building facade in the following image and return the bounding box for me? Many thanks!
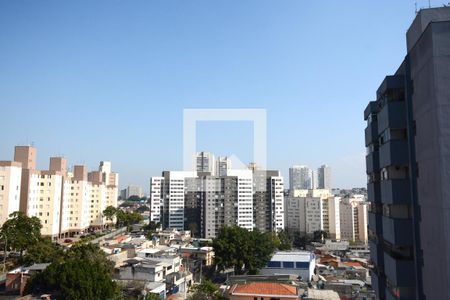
[0,161,22,225]
[317,164,331,190]
[0,146,119,238]
[289,165,313,191]
[339,197,368,243]
[365,7,450,299]
[285,189,340,240]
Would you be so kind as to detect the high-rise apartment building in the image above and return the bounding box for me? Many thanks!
[161,171,197,230]
[253,170,285,232]
[0,146,119,238]
[152,164,285,238]
[289,165,313,191]
[216,156,231,176]
[0,161,22,225]
[339,197,368,243]
[149,177,164,223]
[317,164,331,190]
[365,7,450,299]
[285,189,340,240]
[195,152,216,175]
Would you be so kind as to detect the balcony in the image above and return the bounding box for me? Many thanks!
[384,252,415,288]
[378,101,407,134]
[365,123,378,146]
[368,212,382,233]
[379,140,409,168]
[371,270,386,300]
[381,179,411,204]
[367,181,381,202]
[366,152,380,174]
[369,240,384,268]
[382,216,413,246]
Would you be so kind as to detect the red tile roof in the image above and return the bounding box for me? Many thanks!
[230,282,298,297]
[342,261,363,267]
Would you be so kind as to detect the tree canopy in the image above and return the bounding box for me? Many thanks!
[0,211,42,259]
[23,237,64,266]
[212,226,275,275]
[25,243,119,300]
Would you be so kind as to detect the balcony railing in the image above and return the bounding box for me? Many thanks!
[379,140,409,168]
[380,179,411,204]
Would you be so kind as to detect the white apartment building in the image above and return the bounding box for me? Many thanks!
[28,171,63,237]
[0,161,22,226]
[339,197,368,243]
[271,176,285,231]
[227,169,253,231]
[162,171,196,231]
[150,177,164,223]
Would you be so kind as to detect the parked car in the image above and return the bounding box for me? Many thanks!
[64,239,73,243]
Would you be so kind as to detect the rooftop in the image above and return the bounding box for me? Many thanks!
[271,251,314,262]
[230,282,298,298]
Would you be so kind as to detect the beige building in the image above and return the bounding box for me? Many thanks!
[0,161,22,225]
[1,146,119,238]
[286,189,340,240]
[339,197,368,243]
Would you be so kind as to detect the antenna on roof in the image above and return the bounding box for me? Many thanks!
[415,1,418,13]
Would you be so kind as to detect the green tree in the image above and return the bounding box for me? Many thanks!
[145,293,160,300]
[23,237,64,266]
[136,205,150,213]
[127,195,141,202]
[115,210,143,227]
[313,230,328,242]
[0,211,42,259]
[25,244,119,300]
[188,280,219,300]
[103,206,117,222]
[213,226,276,275]
[277,230,292,250]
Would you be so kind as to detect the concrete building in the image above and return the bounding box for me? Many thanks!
[227,169,254,231]
[195,151,215,174]
[339,197,368,243]
[0,161,22,226]
[261,251,316,281]
[216,156,231,176]
[150,177,164,223]
[1,146,119,238]
[289,165,313,191]
[123,185,144,199]
[317,164,331,190]
[285,190,340,240]
[364,7,450,299]
[253,170,285,233]
[161,171,196,230]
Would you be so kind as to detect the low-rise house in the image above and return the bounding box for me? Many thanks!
[6,263,50,295]
[179,246,214,266]
[261,251,316,282]
[228,282,301,300]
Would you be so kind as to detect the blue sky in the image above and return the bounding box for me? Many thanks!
[0,0,434,191]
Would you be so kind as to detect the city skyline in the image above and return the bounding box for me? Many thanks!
[0,1,437,191]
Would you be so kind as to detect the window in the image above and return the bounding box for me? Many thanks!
[295,262,309,269]
[267,261,281,268]
[283,261,294,268]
